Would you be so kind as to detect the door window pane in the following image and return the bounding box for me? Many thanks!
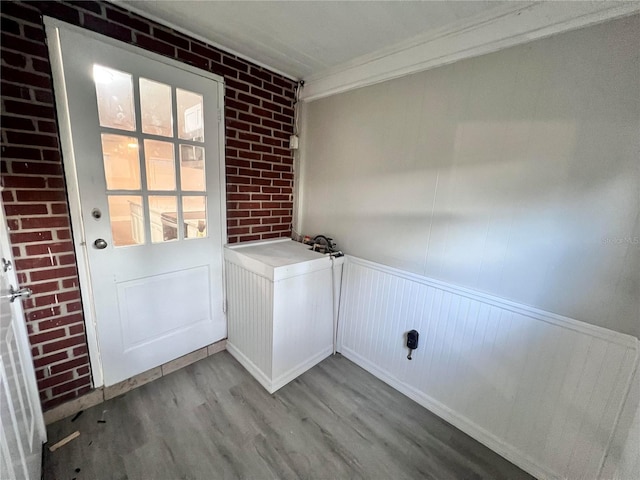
[183,196,206,239]
[177,89,204,142]
[144,140,176,191]
[101,134,141,190]
[140,78,172,137]
[108,195,144,246]
[179,145,205,191]
[93,65,135,131]
[149,196,178,243]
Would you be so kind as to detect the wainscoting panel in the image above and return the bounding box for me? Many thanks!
[225,260,274,379]
[338,256,638,480]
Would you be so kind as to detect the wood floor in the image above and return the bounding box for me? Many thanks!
[44,352,533,480]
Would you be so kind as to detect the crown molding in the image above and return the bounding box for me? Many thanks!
[110,0,298,80]
[301,1,640,102]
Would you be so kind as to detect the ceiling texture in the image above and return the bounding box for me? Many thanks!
[117,1,639,100]
[117,0,520,78]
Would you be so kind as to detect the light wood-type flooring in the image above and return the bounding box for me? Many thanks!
[44,351,533,480]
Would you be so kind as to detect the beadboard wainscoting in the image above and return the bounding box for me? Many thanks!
[337,256,639,480]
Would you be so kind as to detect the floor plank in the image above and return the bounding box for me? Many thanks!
[43,352,534,480]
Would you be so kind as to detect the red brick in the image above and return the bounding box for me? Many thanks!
[176,48,208,70]
[25,242,74,255]
[28,281,60,295]
[82,14,132,43]
[1,33,48,58]
[16,190,67,202]
[1,49,28,68]
[135,33,175,57]
[0,80,32,103]
[228,227,250,235]
[222,55,249,73]
[237,234,260,242]
[237,112,261,124]
[50,355,89,375]
[273,75,296,90]
[11,161,61,175]
[33,88,53,104]
[226,99,250,113]
[227,210,250,219]
[1,17,21,35]
[30,266,77,282]
[41,334,85,355]
[23,24,45,43]
[72,345,88,356]
[66,301,82,313]
[152,26,189,50]
[191,42,221,63]
[250,210,272,217]
[4,204,48,217]
[2,66,51,89]
[1,114,36,131]
[10,230,53,244]
[237,71,264,89]
[105,7,151,34]
[2,175,46,189]
[68,323,84,336]
[21,216,69,229]
[15,256,56,270]
[40,149,61,161]
[30,327,66,345]
[37,313,83,331]
[34,1,80,25]
[37,370,73,390]
[37,120,57,133]
[51,375,91,396]
[27,305,62,322]
[237,93,261,107]
[33,351,68,369]
[58,253,76,265]
[2,145,42,160]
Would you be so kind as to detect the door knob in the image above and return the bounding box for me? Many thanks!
[4,285,32,303]
[94,238,108,249]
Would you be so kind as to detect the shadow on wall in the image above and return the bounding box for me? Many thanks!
[300,15,640,337]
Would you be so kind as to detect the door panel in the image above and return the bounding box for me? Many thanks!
[51,26,226,386]
[0,202,46,480]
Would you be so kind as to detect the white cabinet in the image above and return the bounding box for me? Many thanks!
[224,239,340,393]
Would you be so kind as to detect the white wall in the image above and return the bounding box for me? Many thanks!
[299,15,640,337]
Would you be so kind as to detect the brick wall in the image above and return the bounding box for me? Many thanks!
[1,0,296,409]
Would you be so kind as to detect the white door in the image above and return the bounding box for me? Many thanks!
[48,25,226,386]
[0,201,47,480]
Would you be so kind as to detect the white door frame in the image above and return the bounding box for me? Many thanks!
[45,18,227,388]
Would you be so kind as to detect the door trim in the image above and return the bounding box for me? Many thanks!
[45,18,227,388]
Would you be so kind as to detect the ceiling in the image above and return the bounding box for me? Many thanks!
[118,1,516,79]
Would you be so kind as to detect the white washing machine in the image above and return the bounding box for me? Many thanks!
[224,239,343,393]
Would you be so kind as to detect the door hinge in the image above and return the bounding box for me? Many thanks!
[217,109,222,123]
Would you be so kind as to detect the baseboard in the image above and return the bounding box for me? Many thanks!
[226,341,274,392]
[341,346,559,480]
[227,342,333,394]
[271,346,333,392]
[43,339,227,425]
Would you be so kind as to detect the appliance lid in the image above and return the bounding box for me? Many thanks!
[224,239,332,280]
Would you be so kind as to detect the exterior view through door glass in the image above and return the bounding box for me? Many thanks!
[48,24,226,386]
